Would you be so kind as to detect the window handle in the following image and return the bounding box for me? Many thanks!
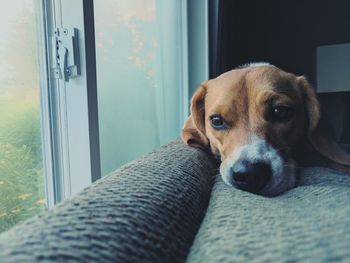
[53,28,81,82]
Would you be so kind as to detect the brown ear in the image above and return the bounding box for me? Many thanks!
[181,84,209,149]
[298,76,350,172]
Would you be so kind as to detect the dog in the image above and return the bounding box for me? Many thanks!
[181,63,350,196]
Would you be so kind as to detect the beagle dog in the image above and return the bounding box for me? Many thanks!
[181,63,350,196]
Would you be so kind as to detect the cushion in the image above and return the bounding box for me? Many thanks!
[186,167,350,262]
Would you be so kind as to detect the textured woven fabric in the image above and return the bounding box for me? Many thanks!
[186,167,350,263]
[0,141,216,263]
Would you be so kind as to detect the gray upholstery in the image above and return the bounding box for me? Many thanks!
[1,140,349,262]
[187,167,350,263]
[0,141,216,263]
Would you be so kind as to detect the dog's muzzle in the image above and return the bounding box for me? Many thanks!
[220,136,297,196]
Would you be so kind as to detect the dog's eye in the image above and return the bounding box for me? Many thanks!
[271,106,294,122]
[210,115,227,129]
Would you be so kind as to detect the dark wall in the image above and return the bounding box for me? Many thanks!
[217,0,350,85]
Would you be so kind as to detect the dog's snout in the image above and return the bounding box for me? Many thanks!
[232,161,271,193]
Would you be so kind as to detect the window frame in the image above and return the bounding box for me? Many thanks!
[36,0,100,207]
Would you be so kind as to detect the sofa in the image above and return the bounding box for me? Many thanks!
[0,140,349,262]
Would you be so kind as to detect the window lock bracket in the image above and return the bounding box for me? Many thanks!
[52,27,81,82]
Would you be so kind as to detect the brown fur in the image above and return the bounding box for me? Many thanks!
[181,65,350,175]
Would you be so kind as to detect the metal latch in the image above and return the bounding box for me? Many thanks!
[52,27,81,82]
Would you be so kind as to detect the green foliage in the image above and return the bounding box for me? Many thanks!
[0,101,45,233]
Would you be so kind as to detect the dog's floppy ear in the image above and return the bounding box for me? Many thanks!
[298,76,321,133]
[298,76,350,171]
[181,84,209,149]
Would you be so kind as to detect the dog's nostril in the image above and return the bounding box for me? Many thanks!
[231,161,272,193]
[233,172,248,183]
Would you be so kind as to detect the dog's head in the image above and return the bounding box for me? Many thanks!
[182,63,350,196]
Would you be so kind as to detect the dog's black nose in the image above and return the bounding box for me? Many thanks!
[232,161,271,193]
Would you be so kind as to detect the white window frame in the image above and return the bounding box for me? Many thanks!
[36,0,100,207]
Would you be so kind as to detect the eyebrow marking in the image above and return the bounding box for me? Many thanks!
[210,104,237,124]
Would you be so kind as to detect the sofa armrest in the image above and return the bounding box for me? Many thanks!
[0,141,216,263]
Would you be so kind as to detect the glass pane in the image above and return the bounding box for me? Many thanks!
[0,1,45,233]
[94,0,181,175]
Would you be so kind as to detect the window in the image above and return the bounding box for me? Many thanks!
[94,0,190,175]
[0,0,209,233]
[0,0,45,233]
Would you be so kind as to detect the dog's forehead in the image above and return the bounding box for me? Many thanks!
[206,66,299,99]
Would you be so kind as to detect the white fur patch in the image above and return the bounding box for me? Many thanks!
[220,136,296,196]
[239,62,273,68]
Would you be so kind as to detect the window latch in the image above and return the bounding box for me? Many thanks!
[52,28,81,82]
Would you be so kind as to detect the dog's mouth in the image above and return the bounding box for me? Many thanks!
[219,137,297,197]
